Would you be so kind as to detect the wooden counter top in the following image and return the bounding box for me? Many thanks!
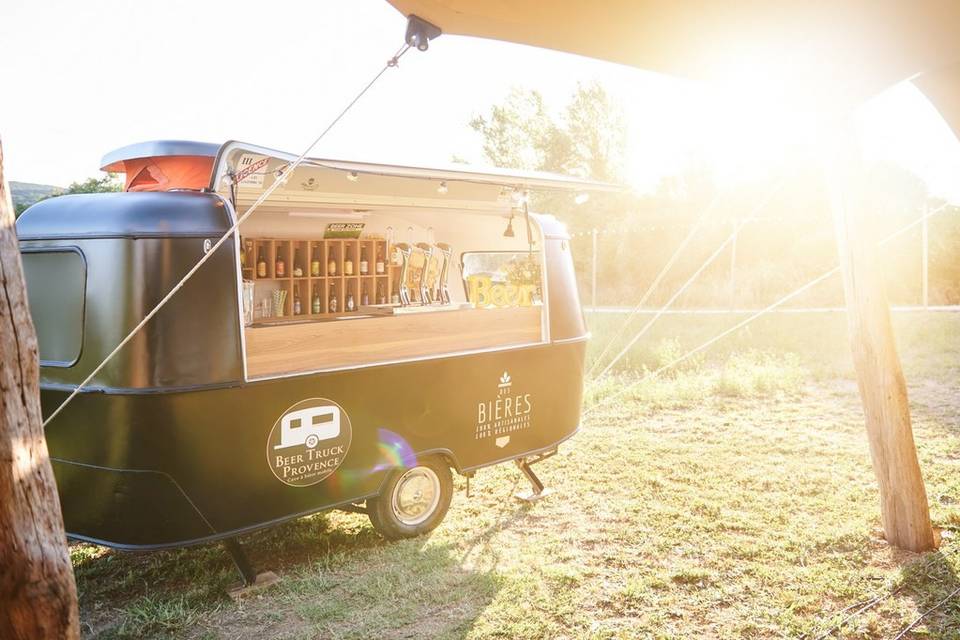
[244,306,542,378]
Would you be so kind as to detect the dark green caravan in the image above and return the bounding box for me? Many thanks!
[16,140,602,577]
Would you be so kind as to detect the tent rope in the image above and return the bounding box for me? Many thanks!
[42,41,413,429]
[584,155,799,381]
[892,584,960,639]
[592,179,786,382]
[581,200,951,420]
[584,200,715,379]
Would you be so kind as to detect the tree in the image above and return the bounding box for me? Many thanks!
[469,81,626,183]
[15,173,120,217]
[470,87,569,173]
[469,82,650,304]
[60,174,122,195]
[0,138,80,638]
[563,81,626,183]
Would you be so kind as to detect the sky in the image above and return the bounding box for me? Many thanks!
[2,0,960,201]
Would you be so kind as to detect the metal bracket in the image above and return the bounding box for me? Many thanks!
[338,503,368,515]
[514,449,556,502]
[224,537,257,585]
[223,537,280,599]
[463,471,475,498]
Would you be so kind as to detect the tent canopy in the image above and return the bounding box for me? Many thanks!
[386,1,960,131]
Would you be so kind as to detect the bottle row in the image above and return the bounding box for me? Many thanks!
[254,276,399,320]
[240,238,393,280]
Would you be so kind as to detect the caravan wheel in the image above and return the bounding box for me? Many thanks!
[367,456,452,540]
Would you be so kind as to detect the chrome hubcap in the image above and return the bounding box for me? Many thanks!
[391,467,441,526]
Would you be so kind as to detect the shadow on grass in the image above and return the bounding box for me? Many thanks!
[900,550,960,637]
[72,491,534,640]
[276,478,535,640]
[73,513,383,639]
[286,539,504,640]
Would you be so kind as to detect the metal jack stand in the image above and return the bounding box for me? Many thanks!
[224,537,280,601]
[514,450,556,502]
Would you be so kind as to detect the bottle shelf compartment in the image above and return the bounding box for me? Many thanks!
[243,237,392,320]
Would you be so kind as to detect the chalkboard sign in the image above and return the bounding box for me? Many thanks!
[324,223,365,239]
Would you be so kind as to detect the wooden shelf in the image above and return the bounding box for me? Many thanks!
[240,236,395,319]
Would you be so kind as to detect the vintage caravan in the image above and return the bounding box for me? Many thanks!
[16,139,602,582]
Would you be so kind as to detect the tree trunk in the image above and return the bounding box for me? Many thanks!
[828,125,938,553]
[0,138,80,638]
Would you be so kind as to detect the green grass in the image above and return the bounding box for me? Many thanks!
[73,311,960,639]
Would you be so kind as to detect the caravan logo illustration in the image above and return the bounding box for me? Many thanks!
[476,371,533,442]
[266,398,352,487]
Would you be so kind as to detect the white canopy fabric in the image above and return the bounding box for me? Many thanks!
[386,1,960,129]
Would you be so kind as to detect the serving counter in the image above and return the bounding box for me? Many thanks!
[244,306,542,378]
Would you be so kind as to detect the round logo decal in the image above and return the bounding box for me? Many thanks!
[266,398,352,487]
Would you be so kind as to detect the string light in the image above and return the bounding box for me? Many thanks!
[510,188,529,208]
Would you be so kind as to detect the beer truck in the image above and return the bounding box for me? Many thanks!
[16,139,602,583]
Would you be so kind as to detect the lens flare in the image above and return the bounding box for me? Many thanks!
[373,428,418,472]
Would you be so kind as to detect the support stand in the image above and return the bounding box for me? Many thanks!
[223,537,280,601]
[514,450,556,502]
[337,503,368,515]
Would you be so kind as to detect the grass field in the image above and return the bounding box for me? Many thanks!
[72,311,960,639]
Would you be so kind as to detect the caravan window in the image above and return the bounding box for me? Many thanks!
[21,250,86,366]
[461,251,543,308]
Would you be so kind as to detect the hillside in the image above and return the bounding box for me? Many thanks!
[10,180,62,209]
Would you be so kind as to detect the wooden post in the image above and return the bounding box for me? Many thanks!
[729,219,739,310]
[827,126,937,552]
[591,227,598,309]
[0,138,80,639]
[921,205,929,308]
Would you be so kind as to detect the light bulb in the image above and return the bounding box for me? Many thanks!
[510,189,528,208]
[503,215,515,238]
[574,192,590,205]
[346,171,359,182]
[437,181,448,195]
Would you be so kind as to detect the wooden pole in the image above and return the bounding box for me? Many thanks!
[591,227,598,309]
[921,204,929,308]
[729,219,739,310]
[0,138,80,639]
[828,126,937,553]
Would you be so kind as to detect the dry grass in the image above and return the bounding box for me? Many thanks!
[72,312,960,639]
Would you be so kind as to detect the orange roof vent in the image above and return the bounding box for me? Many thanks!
[100,141,220,192]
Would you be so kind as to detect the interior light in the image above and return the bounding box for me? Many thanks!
[503,213,515,238]
[288,211,368,220]
[437,181,448,195]
[510,189,529,208]
[346,171,359,182]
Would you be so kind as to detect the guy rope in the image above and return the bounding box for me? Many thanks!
[41,30,427,429]
[582,200,953,420]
